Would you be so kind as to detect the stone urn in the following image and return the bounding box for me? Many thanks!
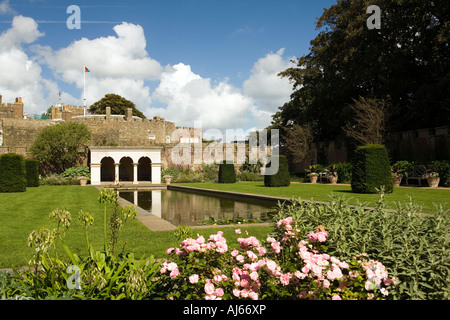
[328,175,338,185]
[392,173,403,187]
[78,176,88,186]
[164,175,172,185]
[308,174,318,184]
[426,176,440,188]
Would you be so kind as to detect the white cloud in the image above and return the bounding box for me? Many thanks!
[37,22,162,108]
[0,0,15,15]
[151,63,254,131]
[243,48,295,113]
[0,15,60,114]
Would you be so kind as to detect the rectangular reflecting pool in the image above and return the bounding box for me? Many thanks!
[119,189,278,226]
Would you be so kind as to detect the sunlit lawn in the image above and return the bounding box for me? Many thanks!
[0,185,271,268]
[179,182,450,213]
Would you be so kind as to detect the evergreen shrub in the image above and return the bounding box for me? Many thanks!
[264,155,290,187]
[218,162,236,183]
[0,153,27,192]
[25,159,40,187]
[351,144,393,193]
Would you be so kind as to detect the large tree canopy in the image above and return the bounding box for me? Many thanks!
[274,0,450,143]
[88,94,146,119]
[30,122,91,174]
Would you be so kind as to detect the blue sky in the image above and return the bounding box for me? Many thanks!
[0,0,337,136]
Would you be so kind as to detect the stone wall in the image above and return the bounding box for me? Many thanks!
[0,96,24,120]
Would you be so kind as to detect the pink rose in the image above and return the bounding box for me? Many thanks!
[249,291,258,300]
[215,288,224,297]
[170,268,179,279]
[235,229,241,234]
[280,273,291,285]
[189,274,199,284]
[204,282,215,295]
[166,248,174,254]
[332,294,342,300]
[233,288,241,297]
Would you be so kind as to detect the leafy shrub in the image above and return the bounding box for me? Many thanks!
[40,174,80,186]
[25,159,40,187]
[331,162,353,183]
[61,166,91,179]
[432,160,450,187]
[264,155,290,187]
[238,171,263,181]
[351,144,393,193]
[272,193,450,300]
[0,153,27,193]
[218,162,236,183]
[392,160,414,176]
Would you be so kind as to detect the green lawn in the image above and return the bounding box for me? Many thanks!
[0,185,271,268]
[178,182,450,213]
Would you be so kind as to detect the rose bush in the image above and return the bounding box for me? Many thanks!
[154,217,397,300]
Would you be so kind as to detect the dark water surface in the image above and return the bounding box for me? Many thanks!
[119,189,278,226]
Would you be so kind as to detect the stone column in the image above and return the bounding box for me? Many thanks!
[151,163,162,184]
[90,163,101,185]
[133,163,139,184]
[114,163,120,184]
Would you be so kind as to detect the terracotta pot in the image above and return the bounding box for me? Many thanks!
[309,175,318,184]
[328,175,338,185]
[164,177,172,185]
[427,177,440,188]
[392,173,403,187]
[79,179,87,186]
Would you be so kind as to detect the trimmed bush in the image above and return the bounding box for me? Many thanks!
[218,162,236,183]
[25,159,40,187]
[0,153,27,192]
[264,155,290,187]
[351,144,393,193]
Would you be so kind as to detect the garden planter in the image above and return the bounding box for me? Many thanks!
[426,177,440,188]
[392,174,403,187]
[309,175,318,184]
[328,175,338,184]
[79,178,88,186]
[164,176,172,185]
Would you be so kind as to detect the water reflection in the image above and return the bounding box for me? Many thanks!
[119,189,277,226]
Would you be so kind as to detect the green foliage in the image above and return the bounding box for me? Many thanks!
[174,225,193,241]
[218,162,236,183]
[0,153,27,193]
[392,160,414,175]
[275,0,450,142]
[351,144,393,194]
[29,122,91,174]
[432,160,450,187]
[25,159,40,187]
[272,192,450,300]
[61,166,91,180]
[39,174,80,186]
[331,162,353,183]
[88,93,146,119]
[264,155,290,187]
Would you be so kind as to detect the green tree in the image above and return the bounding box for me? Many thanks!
[30,122,91,174]
[88,94,146,119]
[276,0,450,142]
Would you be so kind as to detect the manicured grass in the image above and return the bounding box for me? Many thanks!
[178,182,450,213]
[0,185,271,268]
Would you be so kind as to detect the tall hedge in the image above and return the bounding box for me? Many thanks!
[218,162,236,183]
[0,153,27,192]
[25,159,40,187]
[264,155,290,187]
[351,144,393,194]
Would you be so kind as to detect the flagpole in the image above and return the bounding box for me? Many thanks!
[83,65,86,116]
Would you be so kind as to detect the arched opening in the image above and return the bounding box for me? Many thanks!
[100,157,115,182]
[138,157,152,181]
[119,157,133,181]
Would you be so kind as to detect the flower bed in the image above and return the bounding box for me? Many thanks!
[155,217,397,300]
